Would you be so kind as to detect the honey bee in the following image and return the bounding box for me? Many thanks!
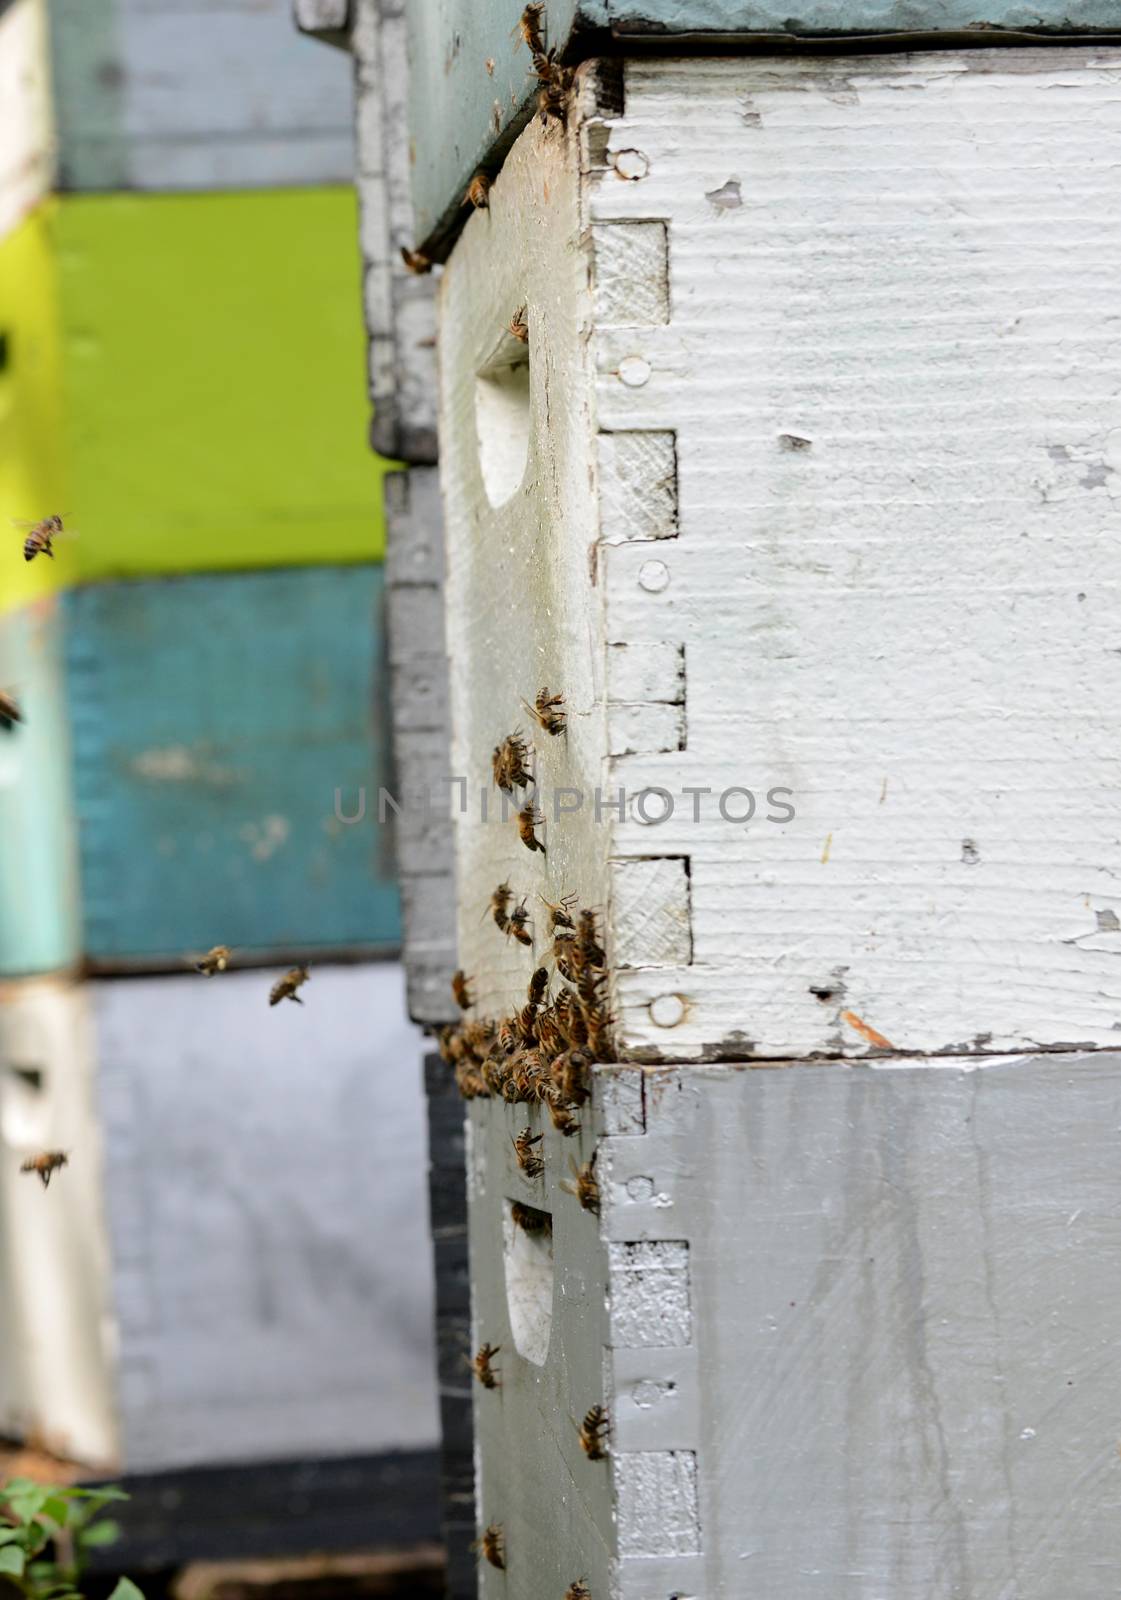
[512,1127,544,1178]
[507,898,533,946]
[522,686,566,736]
[15,514,67,563]
[472,1523,505,1570]
[269,964,309,1006]
[517,803,546,854]
[562,1154,599,1214]
[539,891,576,931]
[553,932,579,983]
[525,966,548,1007]
[497,1016,519,1057]
[512,2,545,52]
[486,881,513,934]
[545,1092,580,1137]
[510,1199,551,1235]
[565,1583,591,1600]
[464,172,491,209]
[399,246,432,275]
[452,969,475,1010]
[553,1048,590,1106]
[578,909,605,967]
[20,1150,68,1188]
[471,1341,501,1389]
[455,1060,489,1099]
[492,733,532,794]
[508,308,528,343]
[0,690,22,730]
[531,50,573,125]
[193,944,231,977]
[438,1025,465,1065]
[577,1403,610,1460]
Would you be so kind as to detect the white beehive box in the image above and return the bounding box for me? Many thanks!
[439,47,1121,1062]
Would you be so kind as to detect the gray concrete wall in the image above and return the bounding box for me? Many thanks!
[93,962,440,1471]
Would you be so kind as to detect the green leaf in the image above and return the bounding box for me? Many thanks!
[107,1577,144,1600]
[3,1489,49,1524]
[76,1522,119,1550]
[0,1531,23,1547]
[0,1546,26,1576]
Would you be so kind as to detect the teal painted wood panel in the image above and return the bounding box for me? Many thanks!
[0,597,82,977]
[407,0,1121,251]
[63,567,400,966]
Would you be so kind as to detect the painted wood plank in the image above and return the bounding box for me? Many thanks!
[92,964,438,1470]
[405,0,1121,252]
[64,567,400,965]
[0,0,52,243]
[438,50,1121,1059]
[49,0,355,190]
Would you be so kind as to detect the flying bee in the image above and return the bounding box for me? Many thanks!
[512,1127,544,1178]
[464,172,491,209]
[562,1153,599,1214]
[508,307,529,343]
[517,803,546,855]
[472,1523,505,1571]
[539,891,576,931]
[512,1,545,52]
[564,1584,591,1600]
[545,1092,580,1137]
[485,881,513,934]
[507,898,533,946]
[269,964,309,1006]
[193,944,231,977]
[15,514,70,563]
[522,686,566,736]
[471,1341,501,1389]
[20,1150,68,1189]
[510,1199,551,1235]
[0,690,23,730]
[400,245,432,274]
[452,969,475,1010]
[577,1403,610,1460]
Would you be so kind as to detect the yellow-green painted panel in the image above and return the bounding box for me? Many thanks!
[0,204,71,615]
[53,188,384,584]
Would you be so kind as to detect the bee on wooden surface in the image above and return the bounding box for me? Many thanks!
[511,1127,544,1178]
[557,994,589,1050]
[455,1061,489,1100]
[516,1000,540,1048]
[507,898,533,946]
[438,1025,465,1066]
[463,1018,497,1057]
[562,1153,599,1214]
[534,1006,564,1058]
[15,514,68,563]
[508,307,528,343]
[512,2,545,53]
[193,944,231,977]
[486,881,513,935]
[20,1150,68,1189]
[539,891,576,931]
[472,1523,505,1571]
[522,686,566,736]
[510,1200,551,1236]
[399,246,432,275]
[493,732,533,794]
[577,909,605,967]
[577,1403,610,1460]
[531,51,574,126]
[452,969,475,1010]
[564,1583,591,1600]
[497,1016,519,1057]
[553,1048,590,1106]
[545,1092,580,1137]
[471,1341,501,1389]
[553,932,580,983]
[269,964,309,1006]
[526,966,549,1007]
[0,690,23,730]
[464,172,491,209]
[517,803,546,855]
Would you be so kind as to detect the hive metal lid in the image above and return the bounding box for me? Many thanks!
[407,0,1121,256]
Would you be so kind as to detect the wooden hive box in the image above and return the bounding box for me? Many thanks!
[434,44,1121,1598]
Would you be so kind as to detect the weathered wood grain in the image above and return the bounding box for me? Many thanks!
[439,49,1121,1060]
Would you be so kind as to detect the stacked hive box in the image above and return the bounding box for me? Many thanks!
[0,0,439,1512]
[408,6,1121,1594]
